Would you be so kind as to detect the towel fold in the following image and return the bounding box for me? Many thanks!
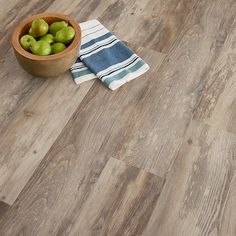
[70,20,150,90]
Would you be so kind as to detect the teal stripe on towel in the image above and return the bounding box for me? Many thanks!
[72,69,92,78]
[103,60,145,86]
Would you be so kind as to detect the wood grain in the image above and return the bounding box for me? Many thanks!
[0,0,90,135]
[111,0,236,177]
[99,0,199,53]
[193,14,236,135]
[143,120,236,236]
[0,46,165,235]
[0,1,93,135]
[68,158,164,236]
[0,0,103,206]
[1,0,236,235]
[0,0,54,134]
[0,76,93,205]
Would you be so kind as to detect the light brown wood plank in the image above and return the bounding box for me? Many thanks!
[98,0,199,53]
[0,0,55,133]
[193,15,236,135]
[109,0,236,177]
[1,0,236,235]
[0,144,164,236]
[0,0,98,135]
[54,0,198,54]
[0,76,93,205]
[0,0,102,135]
[143,120,236,236]
[218,174,236,236]
[68,158,164,236]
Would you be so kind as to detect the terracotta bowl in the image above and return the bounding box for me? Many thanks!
[12,12,81,77]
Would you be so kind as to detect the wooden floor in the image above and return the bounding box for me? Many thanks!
[0,0,236,235]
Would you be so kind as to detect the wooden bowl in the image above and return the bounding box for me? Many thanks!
[12,12,81,78]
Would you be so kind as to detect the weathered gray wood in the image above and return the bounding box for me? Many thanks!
[0,76,94,205]
[0,0,55,133]
[0,45,165,235]
[143,120,236,236]
[1,0,236,235]
[68,158,164,236]
[193,16,236,135]
[99,0,199,53]
[111,0,236,176]
[0,0,199,206]
[0,158,164,236]
[0,0,98,206]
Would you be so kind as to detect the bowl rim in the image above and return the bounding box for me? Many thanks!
[12,12,81,61]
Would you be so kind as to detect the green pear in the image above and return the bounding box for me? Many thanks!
[51,42,66,54]
[30,40,51,56]
[49,21,68,35]
[54,26,75,44]
[40,34,54,44]
[29,18,49,37]
[20,35,36,51]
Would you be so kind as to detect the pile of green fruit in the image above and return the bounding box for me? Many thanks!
[20,18,75,56]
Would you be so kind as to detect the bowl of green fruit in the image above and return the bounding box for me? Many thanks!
[12,12,81,77]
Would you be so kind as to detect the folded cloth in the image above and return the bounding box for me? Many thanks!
[70,20,150,90]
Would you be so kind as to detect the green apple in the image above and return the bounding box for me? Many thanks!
[51,42,66,54]
[49,21,68,35]
[30,40,51,56]
[54,26,75,44]
[40,34,54,44]
[29,18,49,37]
[20,35,36,51]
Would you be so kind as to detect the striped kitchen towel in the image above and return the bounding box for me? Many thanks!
[70,20,150,90]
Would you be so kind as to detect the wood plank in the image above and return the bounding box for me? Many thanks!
[68,158,164,236]
[0,0,104,135]
[0,0,55,133]
[218,174,236,236]
[0,76,94,205]
[49,0,198,54]
[143,120,236,236]
[110,0,236,177]
[0,0,171,208]
[0,141,164,236]
[1,0,236,235]
[0,0,96,135]
[97,0,198,53]
[193,15,236,135]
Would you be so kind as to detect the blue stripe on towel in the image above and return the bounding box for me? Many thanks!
[82,41,134,73]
